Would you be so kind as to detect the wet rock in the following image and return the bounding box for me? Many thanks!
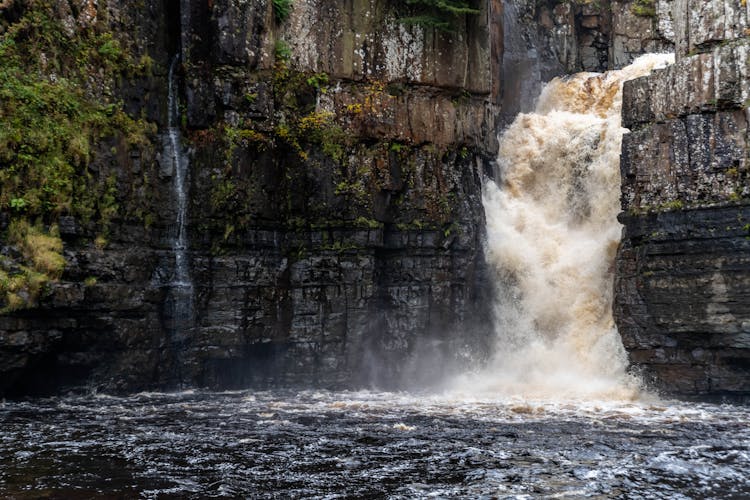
[680,0,749,57]
[610,0,673,69]
[212,0,270,67]
[615,208,750,400]
[623,40,750,129]
[621,110,749,212]
[0,0,494,397]
[57,216,77,236]
[615,1,750,400]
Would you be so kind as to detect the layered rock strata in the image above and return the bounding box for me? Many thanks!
[499,0,674,122]
[1,0,722,399]
[0,0,497,395]
[615,0,750,400]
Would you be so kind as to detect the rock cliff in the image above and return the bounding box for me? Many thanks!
[4,0,741,400]
[615,0,750,401]
[499,0,673,121]
[1,0,499,396]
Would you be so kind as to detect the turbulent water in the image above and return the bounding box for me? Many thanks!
[6,54,746,499]
[456,54,675,400]
[1,390,749,498]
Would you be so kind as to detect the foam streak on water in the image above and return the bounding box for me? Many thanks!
[457,54,675,400]
[1,391,748,498]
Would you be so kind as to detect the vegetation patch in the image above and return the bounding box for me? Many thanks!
[631,0,656,17]
[274,39,292,62]
[201,51,470,247]
[0,1,154,222]
[0,0,157,311]
[396,0,480,32]
[273,0,293,24]
[0,220,64,312]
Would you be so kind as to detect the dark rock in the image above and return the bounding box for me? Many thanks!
[0,0,495,397]
[615,207,750,400]
[615,0,750,400]
[57,216,77,236]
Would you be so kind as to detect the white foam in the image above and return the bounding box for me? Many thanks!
[454,53,675,401]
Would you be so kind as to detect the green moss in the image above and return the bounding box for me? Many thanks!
[320,240,362,253]
[275,40,292,62]
[354,217,382,229]
[204,124,272,228]
[206,63,467,246]
[632,199,687,214]
[659,199,684,211]
[270,65,351,164]
[143,213,155,228]
[0,1,159,312]
[211,177,238,213]
[334,178,369,206]
[297,111,348,163]
[306,73,329,91]
[631,0,656,17]
[98,35,124,61]
[0,1,155,225]
[443,222,460,238]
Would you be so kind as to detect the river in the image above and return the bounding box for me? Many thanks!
[1,390,749,498]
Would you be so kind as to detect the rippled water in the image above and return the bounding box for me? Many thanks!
[1,391,749,498]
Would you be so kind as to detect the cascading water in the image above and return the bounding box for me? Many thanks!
[456,54,674,400]
[164,54,194,332]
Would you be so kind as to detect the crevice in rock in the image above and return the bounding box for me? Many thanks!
[164,0,182,59]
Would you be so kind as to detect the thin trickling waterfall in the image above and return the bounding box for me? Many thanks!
[164,54,194,331]
[455,54,674,400]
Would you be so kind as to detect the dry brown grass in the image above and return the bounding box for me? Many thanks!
[8,219,65,277]
[1,219,66,312]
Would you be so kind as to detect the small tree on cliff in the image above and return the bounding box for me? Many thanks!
[397,0,480,32]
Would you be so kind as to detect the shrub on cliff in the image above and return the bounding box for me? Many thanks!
[273,0,293,23]
[397,0,480,32]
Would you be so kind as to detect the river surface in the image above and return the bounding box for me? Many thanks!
[1,390,748,498]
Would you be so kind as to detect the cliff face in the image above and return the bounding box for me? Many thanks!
[498,0,673,121]
[173,0,505,390]
[615,0,750,400]
[0,0,498,395]
[3,0,729,399]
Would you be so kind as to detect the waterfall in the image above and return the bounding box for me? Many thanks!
[456,54,674,400]
[164,54,194,332]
